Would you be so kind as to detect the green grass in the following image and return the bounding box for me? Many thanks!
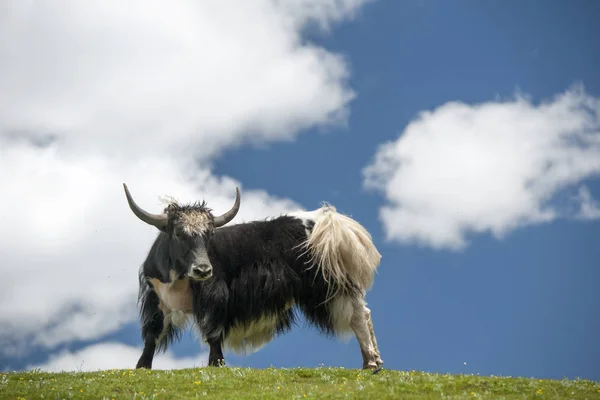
[1,367,599,400]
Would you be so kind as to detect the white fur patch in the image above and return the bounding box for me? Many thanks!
[287,209,323,222]
[150,269,193,329]
[160,196,213,235]
[328,294,358,340]
[223,314,281,355]
[168,310,190,329]
[292,204,382,301]
[287,209,322,236]
[179,211,212,235]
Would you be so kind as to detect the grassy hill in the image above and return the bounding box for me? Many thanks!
[1,367,599,399]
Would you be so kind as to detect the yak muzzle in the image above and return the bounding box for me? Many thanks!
[189,263,213,281]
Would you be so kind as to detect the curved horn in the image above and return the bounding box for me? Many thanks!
[122,183,168,230]
[213,187,241,228]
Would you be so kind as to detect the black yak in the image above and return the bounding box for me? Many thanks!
[123,183,383,370]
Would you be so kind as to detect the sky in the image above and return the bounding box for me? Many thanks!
[1,0,599,381]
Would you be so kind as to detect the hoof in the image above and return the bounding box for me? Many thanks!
[372,366,383,375]
[136,355,153,370]
[208,359,226,367]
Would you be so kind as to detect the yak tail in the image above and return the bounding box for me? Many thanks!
[303,203,382,302]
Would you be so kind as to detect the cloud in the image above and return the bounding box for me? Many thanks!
[0,0,361,160]
[0,0,371,357]
[363,85,600,250]
[28,342,207,372]
[575,186,600,220]
[274,0,374,31]
[0,146,301,352]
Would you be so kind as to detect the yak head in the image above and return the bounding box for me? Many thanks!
[123,183,240,281]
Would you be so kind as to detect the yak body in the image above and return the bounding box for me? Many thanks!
[124,184,383,370]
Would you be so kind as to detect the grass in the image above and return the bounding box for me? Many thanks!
[1,366,599,400]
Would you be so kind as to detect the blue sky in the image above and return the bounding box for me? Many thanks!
[217,0,600,380]
[1,0,599,381]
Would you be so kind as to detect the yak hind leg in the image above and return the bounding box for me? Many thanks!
[349,297,380,370]
[326,293,381,370]
[365,307,383,367]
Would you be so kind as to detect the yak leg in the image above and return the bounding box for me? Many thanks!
[365,307,383,367]
[136,289,171,369]
[208,338,225,367]
[137,336,159,369]
[350,298,380,370]
[137,321,177,369]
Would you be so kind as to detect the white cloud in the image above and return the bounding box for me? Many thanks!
[28,342,207,372]
[576,186,600,220]
[274,0,373,31]
[0,0,370,356]
[363,85,600,250]
[0,0,360,160]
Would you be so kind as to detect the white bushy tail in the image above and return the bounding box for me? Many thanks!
[304,204,382,301]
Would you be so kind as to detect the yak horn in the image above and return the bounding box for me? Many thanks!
[123,183,168,230]
[213,187,241,228]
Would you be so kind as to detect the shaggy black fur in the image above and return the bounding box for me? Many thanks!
[136,214,355,369]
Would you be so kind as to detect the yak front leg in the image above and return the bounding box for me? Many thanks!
[137,320,177,369]
[137,337,158,369]
[136,288,172,369]
[207,338,225,367]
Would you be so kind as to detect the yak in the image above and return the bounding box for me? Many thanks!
[122,183,383,370]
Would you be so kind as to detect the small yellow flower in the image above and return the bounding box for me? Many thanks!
[537,389,543,394]
[194,381,201,385]
[277,386,281,390]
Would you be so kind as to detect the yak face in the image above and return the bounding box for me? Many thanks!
[165,202,215,281]
[123,184,241,282]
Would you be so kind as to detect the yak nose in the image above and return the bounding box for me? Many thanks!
[190,264,212,280]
